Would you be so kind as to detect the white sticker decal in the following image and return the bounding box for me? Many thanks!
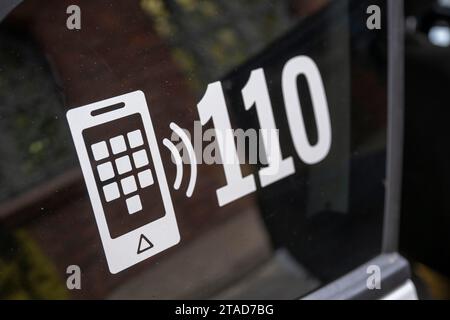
[66,90,180,274]
[65,55,332,273]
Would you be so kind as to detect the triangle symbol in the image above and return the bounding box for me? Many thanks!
[137,234,153,254]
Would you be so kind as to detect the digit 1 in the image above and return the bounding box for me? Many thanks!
[197,81,257,207]
[242,68,295,187]
[281,56,332,165]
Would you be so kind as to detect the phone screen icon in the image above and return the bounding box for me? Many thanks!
[67,91,180,274]
[83,113,166,238]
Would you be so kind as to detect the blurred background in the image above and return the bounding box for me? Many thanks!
[401,0,450,300]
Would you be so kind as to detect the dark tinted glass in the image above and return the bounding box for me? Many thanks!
[0,0,388,299]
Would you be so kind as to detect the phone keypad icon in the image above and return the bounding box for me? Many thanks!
[82,112,166,239]
[89,128,157,216]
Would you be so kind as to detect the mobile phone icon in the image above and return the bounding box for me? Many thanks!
[66,90,180,274]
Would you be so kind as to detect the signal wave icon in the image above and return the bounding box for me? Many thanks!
[163,122,197,198]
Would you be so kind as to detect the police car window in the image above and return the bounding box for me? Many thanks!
[0,0,387,299]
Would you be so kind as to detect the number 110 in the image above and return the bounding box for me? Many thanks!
[197,55,332,207]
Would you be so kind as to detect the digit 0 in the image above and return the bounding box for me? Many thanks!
[281,55,332,165]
